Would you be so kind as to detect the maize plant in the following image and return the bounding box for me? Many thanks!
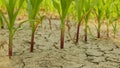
[109,17,118,38]
[93,0,104,38]
[112,22,117,38]
[26,0,43,52]
[84,0,92,42]
[75,0,85,43]
[104,0,114,38]
[111,1,120,38]
[0,0,25,58]
[52,0,73,49]
[104,3,111,38]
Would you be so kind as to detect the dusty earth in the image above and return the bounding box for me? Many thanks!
[0,19,120,68]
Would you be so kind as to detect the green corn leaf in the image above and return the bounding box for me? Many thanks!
[52,0,73,24]
[13,20,29,36]
[26,0,43,20]
[84,0,92,23]
[1,0,25,29]
[26,0,43,31]
[52,0,60,14]
[0,9,9,28]
[75,0,85,21]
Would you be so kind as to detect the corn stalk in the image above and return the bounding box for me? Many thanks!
[83,0,94,42]
[110,0,120,38]
[93,0,104,38]
[26,0,43,52]
[0,0,26,58]
[103,0,114,38]
[75,0,88,44]
[52,0,73,49]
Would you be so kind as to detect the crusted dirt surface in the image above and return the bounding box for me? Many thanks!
[0,19,120,68]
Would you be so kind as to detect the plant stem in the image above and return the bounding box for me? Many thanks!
[48,18,52,30]
[97,21,101,38]
[8,30,13,58]
[0,22,4,29]
[106,22,109,38]
[30,31,35,52]
[97,30,100,38]
[85,24,87,42]
[76,22,81,44]
[60,21,65,49]
[60,29,65,49]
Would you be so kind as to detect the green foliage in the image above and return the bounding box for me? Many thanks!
[26,0,43,19]
[52,0,73,48]
[1,0,25,30]
[26,0,43,30]
[0,0,25,57]
[52,0,73,22]
[84,0,92,22]
[52,0,60,15]
[26,0,44,52]
[92,0,107,21]
[41,0,54,12]
[0,0,120,55]
[75,0,84,21]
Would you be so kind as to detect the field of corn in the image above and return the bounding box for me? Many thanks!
[0,0,120,68]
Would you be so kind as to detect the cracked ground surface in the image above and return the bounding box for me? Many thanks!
[0,20,120,68]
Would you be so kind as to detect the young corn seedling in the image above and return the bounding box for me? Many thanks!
[84,0,92,42]
[26,0,43,52]
[75,0,85,44]
[112,1,120,38]
[0,0,25,58]
[112,22,117,38]
[52,0,73,49]
[104,0,114,38]
[110,17,118,38]
[109,3,120,38]
[105,9,111,38]
[93,0,104,38]
[84,15,89,42]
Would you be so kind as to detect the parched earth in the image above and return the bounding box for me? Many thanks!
[0,19,120,68]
